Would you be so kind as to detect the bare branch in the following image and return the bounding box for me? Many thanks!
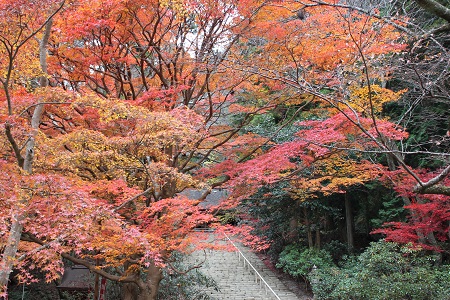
[414,164,450,194]
[113,187,153,212]
[415,0,450,23]
[4,123,24,168]
[61,253,139,283]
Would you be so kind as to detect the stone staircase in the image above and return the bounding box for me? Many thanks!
[189,233,302,300]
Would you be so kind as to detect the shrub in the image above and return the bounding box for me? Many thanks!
[309,241,450,300]
[322,240,348,263]
[217,211,239,225]
[276,244,335,282]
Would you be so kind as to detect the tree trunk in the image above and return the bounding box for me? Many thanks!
[0,212,24,293]
[142,261,163,300]
[122,262,162,300]
[23,19,51,173]
[345,192,354,253]
[122,282,139,300]
[304,207,314,249]
[0,19,53,296]
[315,225,321,250]
[94,259,100,300]
[288,218,298,241]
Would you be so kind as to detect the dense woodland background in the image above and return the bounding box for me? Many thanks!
[0,0,449,299]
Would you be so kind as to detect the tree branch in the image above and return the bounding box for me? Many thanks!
[113,187,153,212]
[60,253,139,283]
[413,164,450,194]
[415,0,450,23]
[414,184,450,196]
[4,123,24,167]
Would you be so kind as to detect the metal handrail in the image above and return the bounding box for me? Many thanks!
[223,232,281,300]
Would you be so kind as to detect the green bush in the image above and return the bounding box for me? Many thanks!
[217,211,239,225]
[309,241,450,300]
[322,240,348,263]
[276,244,335,282]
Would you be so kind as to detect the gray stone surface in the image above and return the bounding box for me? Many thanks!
[189,233,302,300]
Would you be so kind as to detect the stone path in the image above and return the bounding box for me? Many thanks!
[189,233,304,300]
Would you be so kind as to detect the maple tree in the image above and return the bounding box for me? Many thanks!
[0,81,214,299]
[373,169,450,251]
[0,2,211,299]
[1,0,450,298]
[278,1,450,197]
[198,0,407,207]
[0,1,282,299]
[185,0,450,258]
[287,0,450,252]
[211,0,450,253]
[1,54,217,300]
[46,0,292,192]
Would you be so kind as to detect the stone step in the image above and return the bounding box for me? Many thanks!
[188,233,302,300]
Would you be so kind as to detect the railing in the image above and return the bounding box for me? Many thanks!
[223,232,282,300]
[192,228,282,299]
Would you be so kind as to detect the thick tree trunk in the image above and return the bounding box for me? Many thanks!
[122,282,139,300]
[345,192,354,253]
[122,262,162,300]
[142,261,163,300]
[122,282,158,300]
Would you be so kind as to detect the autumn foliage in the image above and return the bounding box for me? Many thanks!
[1,0,450,299]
